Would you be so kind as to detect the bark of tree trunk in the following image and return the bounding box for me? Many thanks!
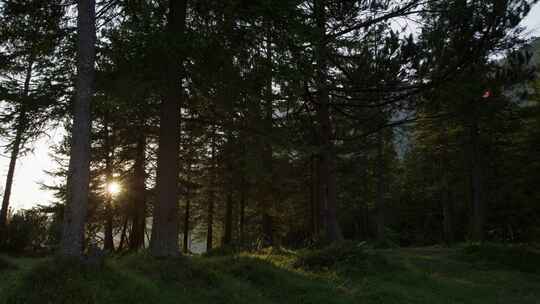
[0,60,33,232]
[129,129,146,250]
[359,158,369,240]
[183,187,190,254]
[317,150,327,236]
[0,113,25,232]
[239,176,246,246]
[363,201,370,239]
[441,126,454,245]
[206,129,216,252]
[103,117,115,252]
[375,131,386,243]
[314,155,321,237]
[223,188,233,246]
[118,216,128,251]
[150,0,187,257]
[310,154,322,239]
[314,0,343,243]
[309,154,316,237]
[60,0,95,258]
[469,109,484,242]
[260,19,275,246]
[104,207,114,251]
[223,133,234,246]
[442,185,454,245]
[238,141,247,245]
[183,163,191,254]
[206,196,214,252]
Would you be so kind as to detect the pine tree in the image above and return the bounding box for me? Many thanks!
[60,0,96,258]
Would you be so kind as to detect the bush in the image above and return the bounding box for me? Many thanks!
[294,241,368,270]
[373,227,400,249]
[2,208,52,254]
[203,245,240,257]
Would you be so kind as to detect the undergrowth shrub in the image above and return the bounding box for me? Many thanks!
[2,210,50,254]
[254,246,290,256]
[203,245,240,257]
[294,241,367,269]
[373,228,400,249]
[293,241,397,274]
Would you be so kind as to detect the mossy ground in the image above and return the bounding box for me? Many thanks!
[1,243,539,304]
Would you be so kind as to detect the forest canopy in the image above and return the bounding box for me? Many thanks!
[0,0,539,258]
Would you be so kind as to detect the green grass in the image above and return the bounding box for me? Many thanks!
[454,242,540,273]
[0,255,43,299]
[1,244,540,304]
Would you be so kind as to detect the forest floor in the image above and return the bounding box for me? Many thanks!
[1,243,540,304]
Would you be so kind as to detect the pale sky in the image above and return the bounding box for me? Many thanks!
[2,4,540,211]
[523,2,540,36]
[0,129,64,210]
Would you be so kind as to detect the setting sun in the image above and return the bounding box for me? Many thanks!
[107,181,122,196]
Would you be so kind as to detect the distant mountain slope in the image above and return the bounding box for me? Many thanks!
[529,37,540,66]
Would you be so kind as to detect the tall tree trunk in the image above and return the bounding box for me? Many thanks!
[309,155,315,237]
[315,155,323,237]
[238,141,247,245]
[0,60,33,232]
[60,0,96,258]
[183,189,190,254]
[469,109,484,242]
[118,216,128,251]
[442,183,454,244]
[183,164,191,254]
[103,117,115,252]
[129,129,146,250]
[150,0,187,257]
[317,149,328,234]
[359,158,370,239]
[206,195,214,252]
[223,188,233,246]
[223,132,234,246]
[314,0,343,242]
[206,129,216,252]
[375,131,386,243]
[104,203,114,251]
[260,18,275,247]
[441,126,454,245]
[239,175,246,246]
[182,110,197,254]
[310,154,320,238]
[363,200,370,239]
[0,112,25,232]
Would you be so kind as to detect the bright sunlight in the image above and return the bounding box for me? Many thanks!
[107,181,122,196]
